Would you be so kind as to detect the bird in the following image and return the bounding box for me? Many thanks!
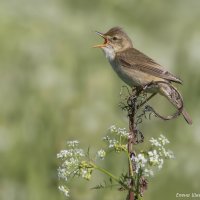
[94,27,192,125]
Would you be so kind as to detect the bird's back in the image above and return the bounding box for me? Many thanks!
[116,48,182,84]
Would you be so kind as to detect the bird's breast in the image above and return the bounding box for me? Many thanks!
[109,58,142,87]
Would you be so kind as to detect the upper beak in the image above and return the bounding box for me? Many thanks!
[93,31,108,48]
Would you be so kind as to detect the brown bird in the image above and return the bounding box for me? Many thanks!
[94,27,192,125]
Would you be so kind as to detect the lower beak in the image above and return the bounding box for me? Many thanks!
[93,31,108,48]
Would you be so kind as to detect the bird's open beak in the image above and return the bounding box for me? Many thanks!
[93,31,108,48]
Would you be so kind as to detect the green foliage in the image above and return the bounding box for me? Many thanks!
[0,0,200,200]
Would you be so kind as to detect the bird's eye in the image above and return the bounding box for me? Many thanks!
[112,36,118,41]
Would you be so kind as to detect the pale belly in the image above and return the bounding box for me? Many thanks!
[109,59,161,93]
[109,59,147,86]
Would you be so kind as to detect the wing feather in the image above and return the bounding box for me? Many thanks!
[117,48,182,84]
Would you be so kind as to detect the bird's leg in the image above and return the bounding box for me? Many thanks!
[143,81,160,91]
[134,82,158,110]
[131,86,144,96]
[130,87,139,97]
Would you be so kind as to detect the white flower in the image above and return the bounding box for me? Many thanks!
[158,158,164,169]
[57,141,87,184]
[57,147,84,160]
[109,139,118,148]
[58,185,70,197]
[165,150,174,159]
[149,138,161,147]
[96,149,106,160]
[148,150,159,165]
[57,150,72,159]
[80,167,92,180]
[150,135,170,148]
[63,157,79,167]
[74,148,85,157]
[144,168,154,177]
[109,125,129,138]
[133,153,147,173]
[137,154,148,165]
[103,136,118,148]
[67,140,79,147]
[159,146,174,159]
[58,167,69,181]
[81,169,88,178]
[158,134,170,145]
[117,127,129,138]
[109,125,117,132]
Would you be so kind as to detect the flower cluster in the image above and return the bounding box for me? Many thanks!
[96,149,106,160]
[102,125,129,152]
[132,134,174,177]
[57,127,175,199]
[58,185,69,198]
[57,126,130,198]
[57,140,94,198]
[109,125,129,138]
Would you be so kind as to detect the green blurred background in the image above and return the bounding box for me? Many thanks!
[0,0,200,199]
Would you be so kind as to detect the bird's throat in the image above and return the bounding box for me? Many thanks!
[102,46,116,62]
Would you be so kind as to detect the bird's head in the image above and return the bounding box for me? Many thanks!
[94,27,133,53]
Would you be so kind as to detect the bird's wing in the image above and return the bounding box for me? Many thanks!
[116,48,182,84]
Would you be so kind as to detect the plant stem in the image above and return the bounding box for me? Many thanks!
[127,90,139,200]
[128,137,135,200]
[92,164,120,183]
[135,168,142,199]
[127,151,134,177]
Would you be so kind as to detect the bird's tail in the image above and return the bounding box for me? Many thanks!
[182,109,193,125]
[158,82,192,125]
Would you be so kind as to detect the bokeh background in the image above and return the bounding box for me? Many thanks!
[0,0,200,200]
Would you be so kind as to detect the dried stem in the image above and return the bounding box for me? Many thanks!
[122,83,181,200]
[126,89,138,200]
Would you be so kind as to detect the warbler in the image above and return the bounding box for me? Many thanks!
[94,27,192,125]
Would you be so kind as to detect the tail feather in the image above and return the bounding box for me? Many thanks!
[182,109,192,125]
[158,82,192,125]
